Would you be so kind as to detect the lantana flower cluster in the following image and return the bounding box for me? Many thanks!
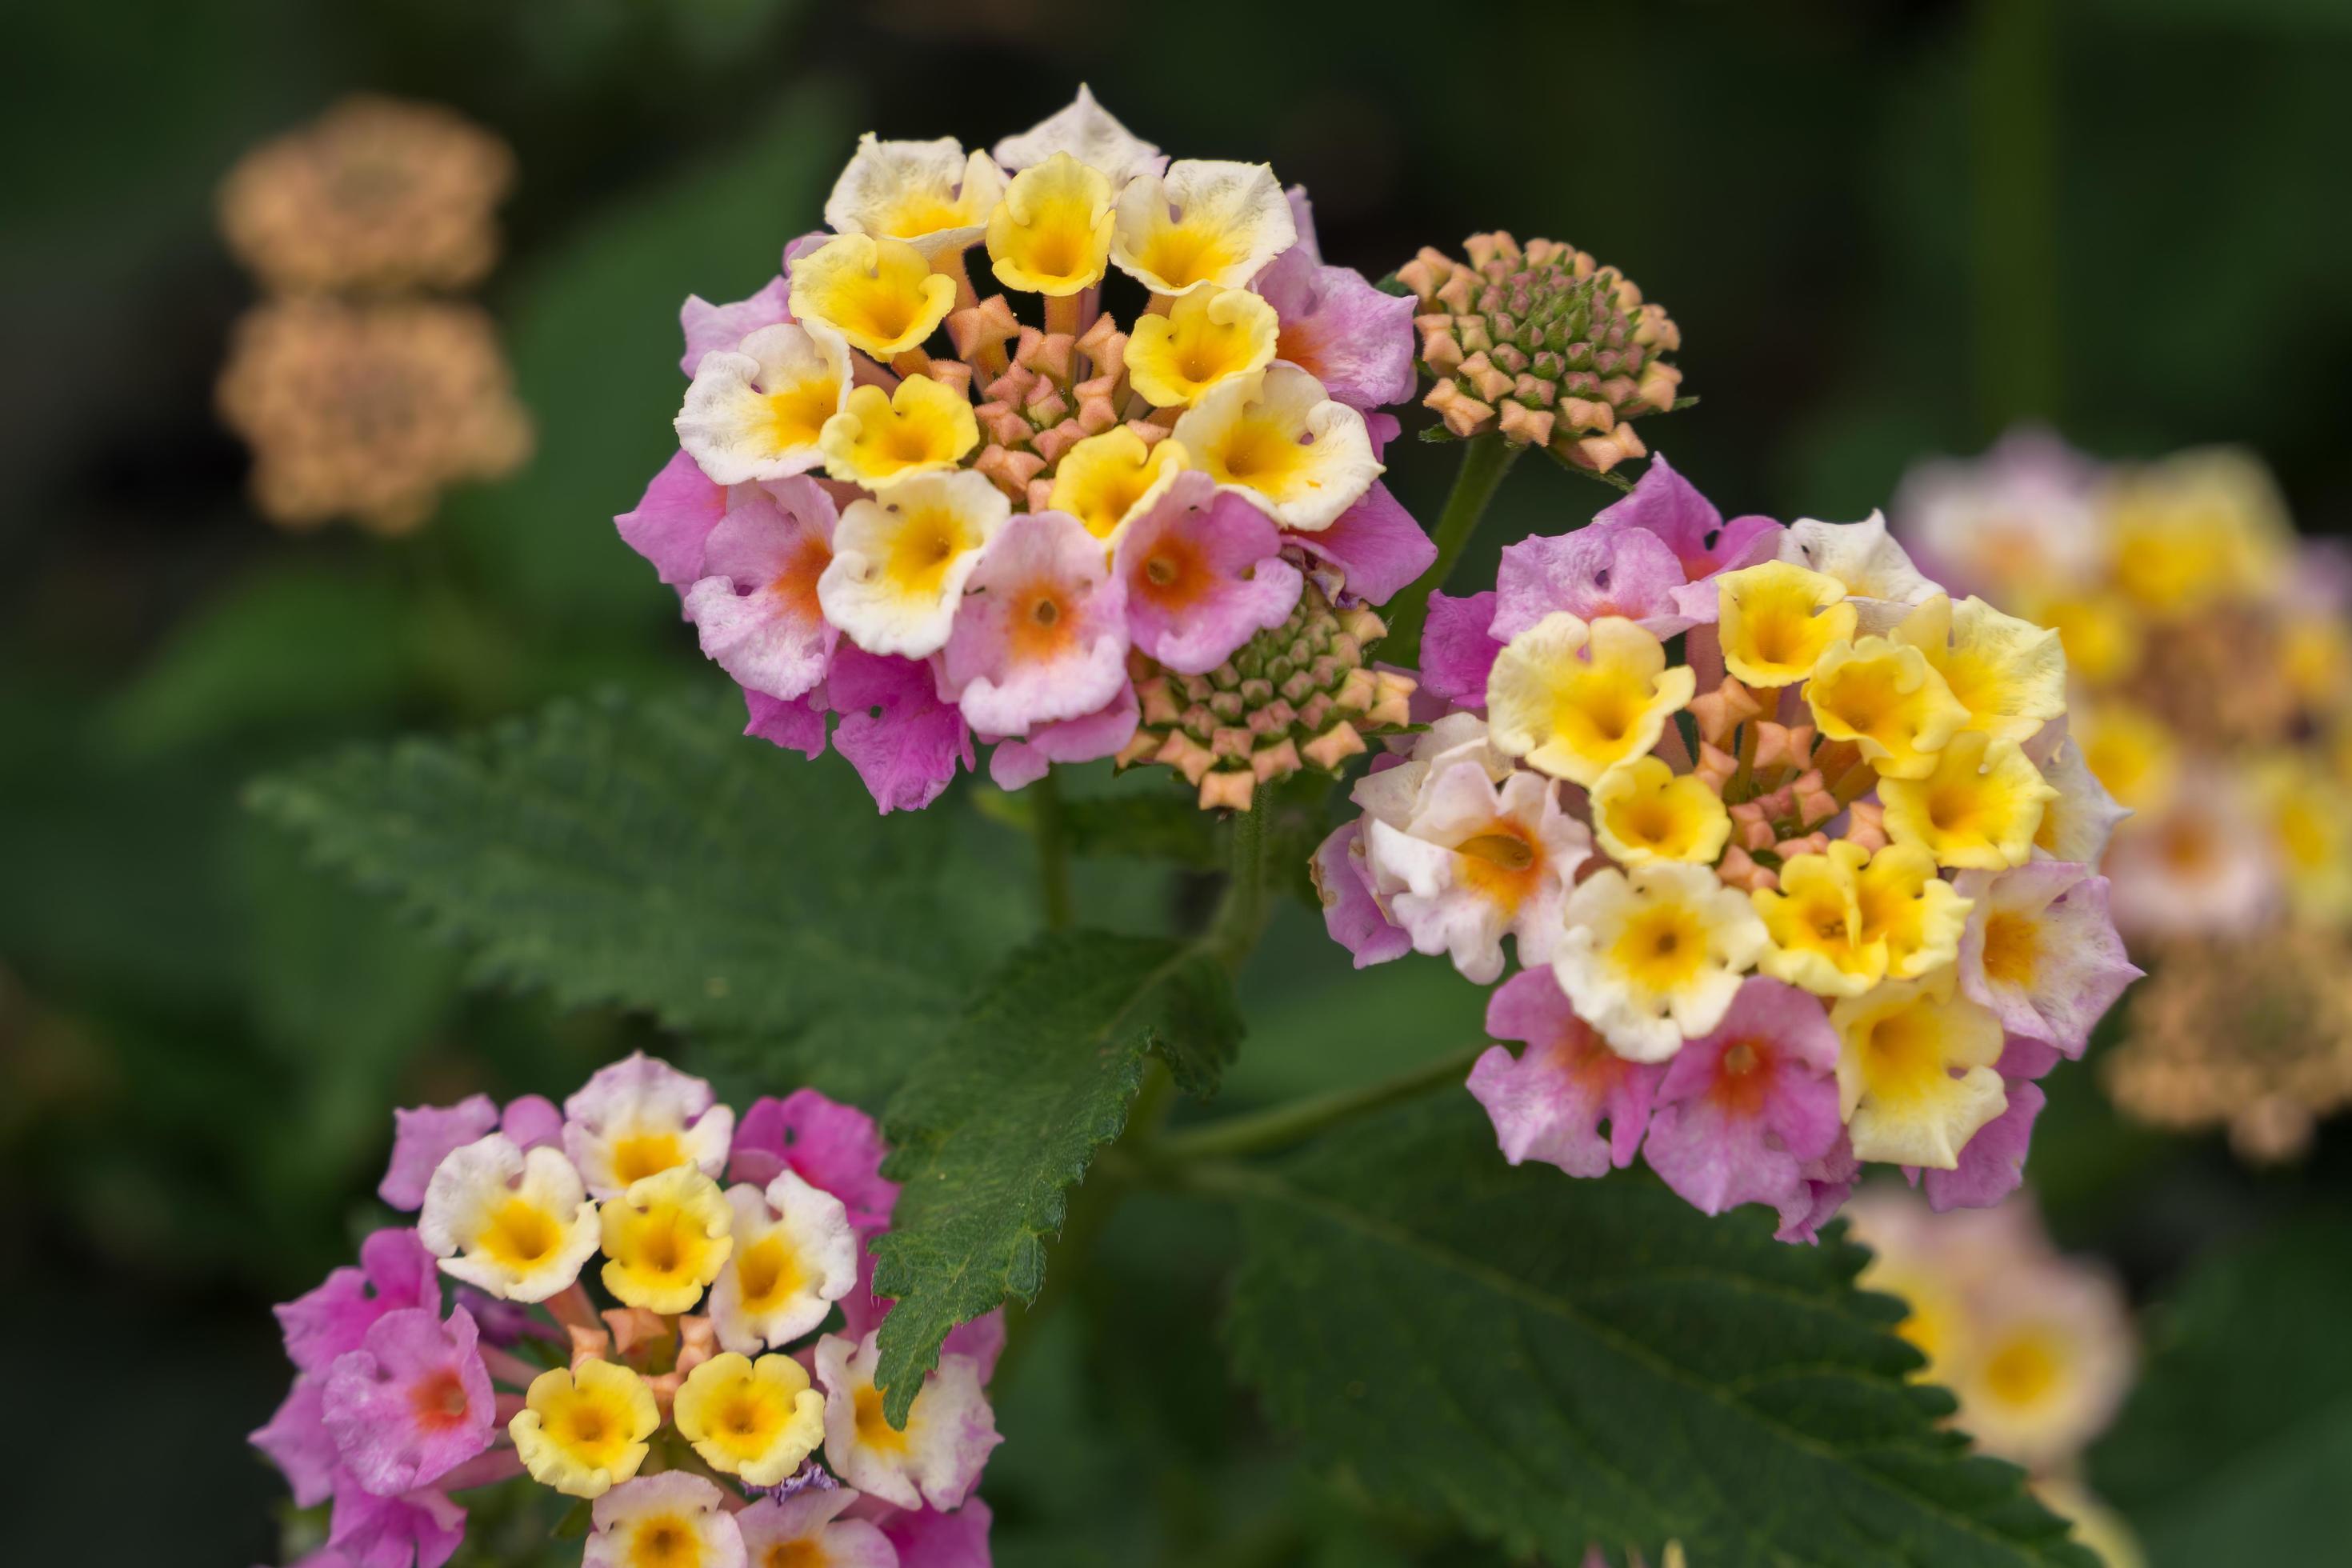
[1896,433,2352,1160]
[251,1054,1000,1568]
[1318,457,2140,1239]
[1847,1189,2142,1568]
[618,87,1431,813]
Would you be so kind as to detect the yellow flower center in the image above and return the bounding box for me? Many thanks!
[790,234,957,358]
[853,1386,910,1454]
[1717,562,1858,686]
[882,504,975,598]
[479,1198,562,1269]
[628,1516,706,1568]
[1611,902,1708,994]
[762,381,841,454]
[1048,428,1182,542]
[985,153,1114,296]
[732,1234,806,1314]
[1980,910,2038,988]
[1980,1329,2063,1410]
[610,1131,687,1187]
[1201,414,1309,493]
[1126,287,1278,407]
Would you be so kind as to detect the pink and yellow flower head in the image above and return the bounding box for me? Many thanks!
[255,1057,1003,1565]
[1327,466,2117,1243]
[625,87,1429,813]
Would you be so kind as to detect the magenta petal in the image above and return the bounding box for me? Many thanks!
[1418,590,1502,710]
[830,648,972,814]
[745,684,830,759]
[322,1307,494,1497]
[1470,969,1663,1176]
[1922,1080,2046,1213]
[730,1089,899,1235]
[1254,246,1418,410]
[988,685,1140,791]
[616,450,728,594]
[1289,482,1434,606]
[1312,821,1410,969]
[379,1096,498,1211]
[1773,1134,1859,1245]
[328,1478,466,1568]
[1643,978,1842,1218]
[276,1229,442,1377]
[1117,477,1301,674]
[1494,519,1694,640]
[943,1310,1007,1386]
[499,1094,561,1151]
[1601,452,1784,578]
[878,1497,994,1568]
[252,1378,338,1509]
[679,274,794,377]
[685,479,841,702]
[1998,1034,2064,1081]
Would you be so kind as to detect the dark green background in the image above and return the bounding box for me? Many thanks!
[4,1,2349,1563]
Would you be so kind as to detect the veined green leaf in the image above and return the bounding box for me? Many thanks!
[246,686,1018,1109]
[1226,1097,2100,1568]
[871,931,1243,1423]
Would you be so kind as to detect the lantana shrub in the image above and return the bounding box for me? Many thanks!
[254,88,2129,1568]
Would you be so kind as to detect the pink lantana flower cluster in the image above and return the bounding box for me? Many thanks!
[1318,458,2141,1239]
[619,86,1430,813]
[251,1054,1000,1568]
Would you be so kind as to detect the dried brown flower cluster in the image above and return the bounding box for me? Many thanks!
[2102,930,2352,1162]
[1396,232,1682,472]
[218,94,515,294]
[214,95,528,533]
[217,299,531,534]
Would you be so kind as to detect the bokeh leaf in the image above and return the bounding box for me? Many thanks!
[245,686,1018,1108]
[2090,1207,2352,1565]
[1226,1097,2100,1568]
[871,931,1243,1423]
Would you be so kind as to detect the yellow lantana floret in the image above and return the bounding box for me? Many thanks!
[823,134,1005,255]
[2254,754,2352,922]
[1047,428,1186,545]
[2021,590,2140,689]
[1553,861,1769,1062]
[417,1135,602,1303]
[1880,730,2055,871]
[1126,286,1279,408]
[1853,839,1972,979]
[1716,562,1858,687]
[817,469,1010,658]
[672,1352,827,1488]
[1168,365,1381,533]
[819,374,978,490]
[984,153,1114,296]
[788,233,957,358]
[1832,968,2007,1167]
[1486,613,1698,788]
[1591,755,1731,866]
[510,1358,660,1498]
[1754,842,1882,998]
[1110,159,1295,296]
[1804,636,1968,780]
[598,1164,734,1314]
[1893,594,2068,745]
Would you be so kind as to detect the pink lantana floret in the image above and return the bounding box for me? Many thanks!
[942,511,1129,736]
[1603,452,1782,620]
[1289,477,1435,607]
[1418,590,1502,711]
[1252,234,1418,410]
[1114,474,1301,676]
[1468,968,1664,1178]
[275,1227,442,1378]
[730,1088,900,1238]
[828,646,974,814]
[615,450,727,594]
[1641,977,1842,1218]
[683,478,841,703]
[1312,820,1411,970]
[380,1094,558,1211]
[1955,862,2142,1059]
[321,1306,495,1498]
[987,684,1140,791]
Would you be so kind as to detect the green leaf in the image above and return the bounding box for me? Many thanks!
[2090,1208,2352,1564]
[245,686,1018,1109]
[870,931,1243,1422]
[978,783,1223,870]
[1226,1097,2100,1568]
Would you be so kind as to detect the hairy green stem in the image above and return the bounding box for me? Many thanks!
[1384,434,1522,666]
[1201,802,1272,974]
[1154,1043,1485,1164]
[1029,769,1076,930]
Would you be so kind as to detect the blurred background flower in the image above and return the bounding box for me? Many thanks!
[5,2,2351,1565]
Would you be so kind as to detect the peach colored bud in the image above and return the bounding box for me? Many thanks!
[1498,402,1555,447]
[948,295,1020,361]
[1420,325,1466,376]
[974,445,1046,497]
[890,348,935,381]
[602,1307,668,1355]
[1303,723,1368,771]
[1689,678,1763,747]
[1125,418,1171,446]
[1032,419,1085,466]
[1435,271,1476,314]
[926,359,973,400]
[1397,256,1446,304]
[1752,722,1814,774]
[1843,799,1888,852]
[1250,738,1304,782]
[1156,730,1217,786]
[1776,831,1830,862]
[1792,771,1837,826]
[1729,800,1777,854]
[1030,332,1076,382]
[1198,770,1257,812]
[1426,381,1495,438]
[1715,846,1778,894]
[1136,676,1180,726]
[982,366,1037,405]
[1114,729,1162,768]
[1696,741,1737,791]
[1074,311,1124,370]
[1456,316,1494,354]
[567,1322,612,1370]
